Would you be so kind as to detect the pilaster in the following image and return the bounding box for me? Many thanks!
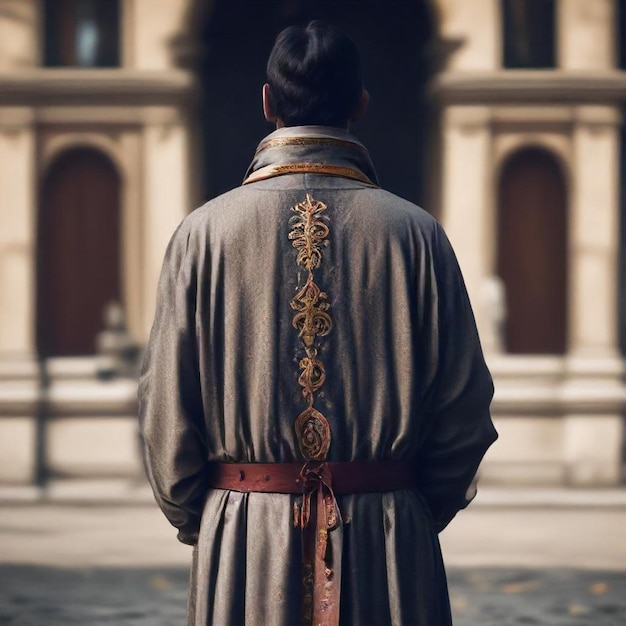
[141,106,191,341]
[564,100,624,483]
[558,0,615,70]
[440,105,492,342]
[437,0,500,72]
[0,0,40,70]
[569,106,621,356]
[0,107,36,357]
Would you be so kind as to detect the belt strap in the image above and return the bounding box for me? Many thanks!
[207,460,415,494]
[208,460,415,626]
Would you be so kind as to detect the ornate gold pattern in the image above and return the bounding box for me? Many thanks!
[256,135,369,153]
[289,194,332,462]
[295,408,331,461]
[243,162,377,186]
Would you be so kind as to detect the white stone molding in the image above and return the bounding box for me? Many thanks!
[435,71,626,104]
[489,107,578,174]
[40,132,125,178]
[484,354,626,485]
[0,358,138,417]
[492,131,573,191]
[0,69,196,106]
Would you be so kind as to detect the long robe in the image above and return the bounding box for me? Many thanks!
[138,125,497,626]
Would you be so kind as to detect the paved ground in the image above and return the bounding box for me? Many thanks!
[0,564,625,625]
[0,493,625,624]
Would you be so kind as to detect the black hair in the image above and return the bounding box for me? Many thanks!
[266,20,363,127]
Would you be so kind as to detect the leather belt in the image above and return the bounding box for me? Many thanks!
[208,460,415,494]
[208,460,415,626]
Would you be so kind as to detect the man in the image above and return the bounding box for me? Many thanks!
[139,21,497,626]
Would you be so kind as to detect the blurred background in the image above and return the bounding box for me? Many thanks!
[0,0,625,623]
[0,0,624,496]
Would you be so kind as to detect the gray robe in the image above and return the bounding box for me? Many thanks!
[139,126,497,625]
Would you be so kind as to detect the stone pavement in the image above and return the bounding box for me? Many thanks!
[0,564,624,625]
[0,489,625,624]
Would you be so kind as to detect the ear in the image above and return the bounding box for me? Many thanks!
[350,89,369,124]
[262,83,279,124]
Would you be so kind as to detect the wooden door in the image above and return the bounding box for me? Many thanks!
[37,148,121,357]
[497,148,568,354]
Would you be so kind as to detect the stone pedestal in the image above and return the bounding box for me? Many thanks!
[482,355,625,486]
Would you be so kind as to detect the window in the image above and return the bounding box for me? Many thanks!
[502,0,556,68]
[44,0,120,67]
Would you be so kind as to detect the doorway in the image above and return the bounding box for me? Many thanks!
[496,147,568,354]
[37,148,121,357]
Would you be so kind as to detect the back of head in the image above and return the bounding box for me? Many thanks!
[266,20,363,128]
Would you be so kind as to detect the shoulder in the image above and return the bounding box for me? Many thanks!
[353,186,442,239]
[186,185,255,224]
[170,184,259,244]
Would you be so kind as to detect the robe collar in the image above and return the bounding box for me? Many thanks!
[243,125,379,186]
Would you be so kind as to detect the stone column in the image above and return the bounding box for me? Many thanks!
[436,0,500,348]
[558,0,615,70]
[126,0,191,70]
[141,106,191,341]
[569,106,621,358]
[563,105,624,485]
[437,0,500,72]
[0,108,39,484]
[440,105,493,344]
[0,0,39,71]
[558,0,624,485]
[0,109,36,356]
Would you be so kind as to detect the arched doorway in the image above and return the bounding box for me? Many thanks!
[497,147,568,354]
[37,148,121,357]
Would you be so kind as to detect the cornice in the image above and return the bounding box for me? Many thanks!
[434,70,626,105]
[0,69,196,106]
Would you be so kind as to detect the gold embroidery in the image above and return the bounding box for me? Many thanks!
[256,135,368,153]
[295,407,331,461]
[289,194,332,461]
[292,282,331,349]
[243,162,377,186]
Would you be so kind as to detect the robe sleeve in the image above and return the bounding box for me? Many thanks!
[138,220,208,545]
[417,223,497,533]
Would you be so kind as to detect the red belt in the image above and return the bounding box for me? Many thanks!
[208,460,415,626]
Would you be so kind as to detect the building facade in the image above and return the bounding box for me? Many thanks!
[0,0,624,491]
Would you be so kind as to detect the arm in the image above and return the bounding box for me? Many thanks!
[138,221,208,545]
[417,223,497,532]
